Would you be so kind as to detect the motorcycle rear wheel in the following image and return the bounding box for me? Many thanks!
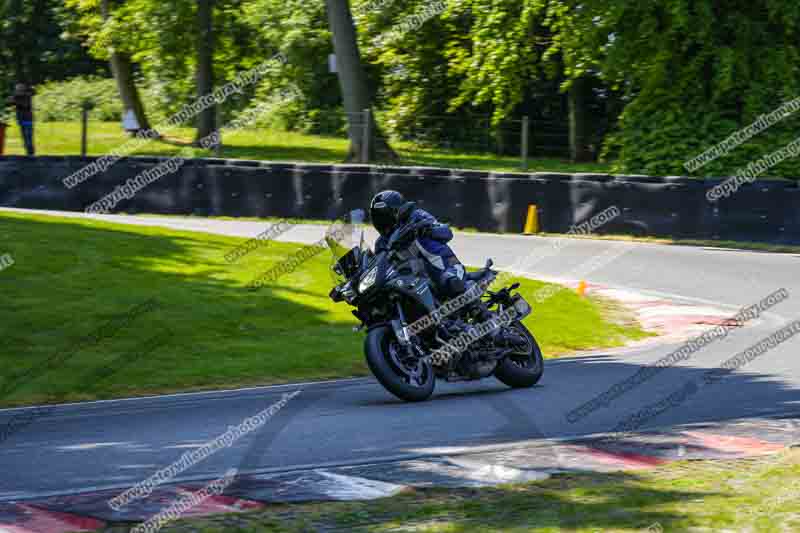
[365,326,435,402]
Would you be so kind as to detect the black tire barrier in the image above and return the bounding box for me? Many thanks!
[0,155,798,244]
[258,164,295,219]
[449,173,492,231]
[333,170,373,220]
[785,187,800,241]
[663,177,708,239]
[569,175,615,234]
[713,179,794,242]
[611,177,696,238]
[531,173,575,233]
[408,175,464,229]
[492,175,530,234]
[296,167,337,220]
[0,158,25,207]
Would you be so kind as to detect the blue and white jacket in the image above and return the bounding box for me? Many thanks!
[375,207,456,270]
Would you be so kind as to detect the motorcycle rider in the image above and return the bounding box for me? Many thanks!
[370,190,467,299]
[369,190,523,350]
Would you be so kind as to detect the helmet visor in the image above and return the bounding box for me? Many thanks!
[371,207,396,236]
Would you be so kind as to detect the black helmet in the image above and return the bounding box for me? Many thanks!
[370,190,406,236]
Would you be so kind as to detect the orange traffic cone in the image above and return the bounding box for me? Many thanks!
[577,280,588,296]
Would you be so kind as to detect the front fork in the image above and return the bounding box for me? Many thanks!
[390,302,416,359]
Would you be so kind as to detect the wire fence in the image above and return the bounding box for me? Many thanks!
[0,107,574,170]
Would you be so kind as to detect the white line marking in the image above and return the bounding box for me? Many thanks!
[0,378,369,415]
[314,470,406,499]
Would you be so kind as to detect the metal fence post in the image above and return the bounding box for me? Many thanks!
[214,105,222,157]
[81,106,89,157]
[521,115,530,171]
[361,109,371,164]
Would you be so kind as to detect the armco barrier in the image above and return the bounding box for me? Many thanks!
[0,155,798,244]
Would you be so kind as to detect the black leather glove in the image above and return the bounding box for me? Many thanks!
[387,226,406,249]
[387,223,414,249]
[375,235,390,253]
[417,224,433,239]
[397,202,416,223]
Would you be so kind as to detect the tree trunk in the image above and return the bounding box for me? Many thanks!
[108,54,151,132]
[195,0,217,143]
[568,76,594,163]
[9,0,32,84]
[325,0,396,163]
[101,0,152,133]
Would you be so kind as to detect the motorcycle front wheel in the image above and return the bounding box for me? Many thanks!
[494,321,544,388]
[365,326,435,402]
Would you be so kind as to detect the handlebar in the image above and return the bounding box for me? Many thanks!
[388,220,428,250]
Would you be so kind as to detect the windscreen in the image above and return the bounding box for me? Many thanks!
[327,208,366,283]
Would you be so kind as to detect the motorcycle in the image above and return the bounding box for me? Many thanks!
[327,218,544,402]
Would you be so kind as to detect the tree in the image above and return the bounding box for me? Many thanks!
[325,0,395,162]
[358,0,579,158]
[240,0,344,135]
[551,0,800,177]
[568,76,592,162]
[69,0,255,137]
[99,0,152,132]
[195,0,216,142]
[0,0,103,91]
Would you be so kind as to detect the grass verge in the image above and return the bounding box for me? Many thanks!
[0,211,649,408]
[98,448,800,532]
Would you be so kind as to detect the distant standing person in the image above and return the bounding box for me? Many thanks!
[6,83,35,156]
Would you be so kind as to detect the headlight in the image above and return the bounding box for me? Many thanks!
[358,266,378,293]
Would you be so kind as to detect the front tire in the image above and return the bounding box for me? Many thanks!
[365,326,435,402]
[494,322,544,388]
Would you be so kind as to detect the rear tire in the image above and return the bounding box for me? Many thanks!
[365,326,435,402]
[494,322,544,388]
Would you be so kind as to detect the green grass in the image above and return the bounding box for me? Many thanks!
[1,121,611,174]
[97,449,800,532]
[0,211,648,407]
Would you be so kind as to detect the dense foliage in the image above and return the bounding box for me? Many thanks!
[4,0,800,177]
[34,76,121,121]
[551,0,800,177]
[0,0,105,94]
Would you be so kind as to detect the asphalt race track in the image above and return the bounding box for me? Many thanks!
[2,208,800,508]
